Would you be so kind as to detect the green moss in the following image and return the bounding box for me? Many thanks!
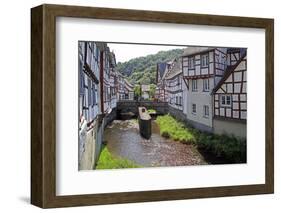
[96,146,140,169]
[156,114,196,143]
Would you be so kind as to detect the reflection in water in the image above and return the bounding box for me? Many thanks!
[104,120,207,167]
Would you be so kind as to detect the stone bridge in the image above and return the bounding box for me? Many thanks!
[116,100,168,117]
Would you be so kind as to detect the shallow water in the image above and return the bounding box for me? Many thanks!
[103,119,207,167]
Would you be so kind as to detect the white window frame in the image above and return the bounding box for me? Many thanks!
[192,103,196,114]
[201,53,209,67]
[192,79,198,91]
[203,105,209,118]
[220,94,232,107]
[188,56,195,69]
[179,96,182,106]
[203,78,210,92]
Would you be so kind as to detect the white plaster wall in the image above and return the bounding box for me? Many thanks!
[186,78,214,127]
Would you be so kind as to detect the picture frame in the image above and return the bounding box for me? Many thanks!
[31,4,274,208]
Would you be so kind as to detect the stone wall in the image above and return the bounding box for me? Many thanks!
[79,120,102,170]
[104,107,117,127]
[213,118,246,138]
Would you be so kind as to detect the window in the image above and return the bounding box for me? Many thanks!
[175,96,178,105]
[220,95,232,107]
[203,105,209,117]
[79,60,84,95]
[192,79,198,91]
[87,79,91,108]
[179,96,182,106]
[192,104,196,114]
[107,87,111,100]
[188,57,195,69]
[92,83,96,106]
[201,54,209,67]
[203,79,210,91]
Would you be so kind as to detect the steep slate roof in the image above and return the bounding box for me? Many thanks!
[157,62,167,80]
[165,59,182,79]
[161,59,176,80]
[182,47,214,56]
[212,52,247,94]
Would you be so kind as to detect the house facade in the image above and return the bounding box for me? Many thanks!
[109,52,117,109]
[141,84,150,100]
[165,59,186,112]
[155,62,172,102]
[124,79,134,100]
[78,41,103,170]
[212,48,247,138]
[117,72,126,100]
[79,41,122,170]
[100,45,111,114]
[182,47,228,132]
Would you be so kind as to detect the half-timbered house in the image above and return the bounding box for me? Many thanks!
[117,72,126,100]
[182,47,228,132]
[109,52,117,109]
[156,62,168,101]
[124,79,134,100]
[212,48,247,138]
[165,59,186,111]
[78,41,103,170]
[99,44,111,114]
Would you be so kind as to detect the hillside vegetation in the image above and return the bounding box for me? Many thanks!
[116,48,184,85]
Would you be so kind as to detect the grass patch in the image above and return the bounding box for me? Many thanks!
[96,146,140,169]
[156,114,196,143]
[156,114,246,163]
[147,109,156,113]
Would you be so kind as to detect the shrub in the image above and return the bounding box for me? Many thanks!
[196,133,246,163]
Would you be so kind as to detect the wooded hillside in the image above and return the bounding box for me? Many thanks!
[116,48,184,85]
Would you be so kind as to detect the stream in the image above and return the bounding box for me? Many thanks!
[103,119,207,167]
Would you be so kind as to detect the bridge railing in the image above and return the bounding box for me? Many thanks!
[117,100,168,115]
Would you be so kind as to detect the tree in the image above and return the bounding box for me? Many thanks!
[149,84,156,99]
[134,84,141,100]
[116,48,184,85]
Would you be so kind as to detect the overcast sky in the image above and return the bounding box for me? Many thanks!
[107,43,186,63]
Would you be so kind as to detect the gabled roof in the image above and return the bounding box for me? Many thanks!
[212,52,247,94]
[182,47,214,57]
[161,59,176,80]
[165,59,182,79]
